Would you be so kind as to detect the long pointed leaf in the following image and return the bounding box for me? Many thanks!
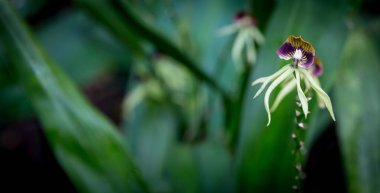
[335,28,380,193]
[0,2,149,193]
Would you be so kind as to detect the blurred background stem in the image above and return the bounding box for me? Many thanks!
[227,63,252,152]
[111,0,233,105]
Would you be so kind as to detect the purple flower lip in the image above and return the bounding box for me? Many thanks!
[312,57,323,77]
[234,11,256,26]
[276,36,315,68]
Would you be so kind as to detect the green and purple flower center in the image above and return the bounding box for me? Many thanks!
[277,36,315,68]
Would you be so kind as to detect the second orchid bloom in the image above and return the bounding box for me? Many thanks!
[219,11,264,69]
[252,36,335,126]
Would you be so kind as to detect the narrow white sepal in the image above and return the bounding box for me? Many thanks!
[232,29,248,70]
[271,78,296,112]
[251,27,265,45]
[312,76,326,108]
[295,69,309,118]
[252,65,291,99]
[300,69,336,121]
[246,35,256,64]
[251,76,268,86]
[217,23,238,36]
[303,77,311,93]
[264,67,294,126]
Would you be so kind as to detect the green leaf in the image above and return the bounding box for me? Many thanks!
[248,0,276,30]
[335,28,380,193]
[0,2,149,193]
[194,140,233,193]
[237,0,349,192]
[0,61,34,121]
[73,0,143,53]
[166,145,200,193]
[123,101,176,192]
[35,9,127,85]
[80,0,229,100]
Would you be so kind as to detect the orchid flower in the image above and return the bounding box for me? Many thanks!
[271,57,326,111]
[218,11,264,69]
[252,35,335,126]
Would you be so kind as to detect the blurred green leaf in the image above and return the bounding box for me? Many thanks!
[166,145,200,193]
[237,0,349,192]
[106,0,231,101]
[167,138,233,193]
[120,2,246,192]
[194,140,232,193]
[35,9,127,85]
[104,0,246,140]
[73,0,143,53]
[10,0,46,17]
[248,0,276,30]
[0,82,34,121]
[0,1,149,193]
[123,101,176,192]
[335,28,380,193]
[0,58,34,121]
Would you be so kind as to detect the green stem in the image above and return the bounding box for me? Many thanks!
[109,0,232,105]
[228,64,252,152]
[292,96,308,192]
[163,0,191,49]
[74,0,143,53]
[212,38,234,80]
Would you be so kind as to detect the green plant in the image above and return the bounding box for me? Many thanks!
[1,0,380,193]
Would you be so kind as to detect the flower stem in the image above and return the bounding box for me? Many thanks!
[108,0,232,105]
[227,63,252,152]
[291,96,308,192]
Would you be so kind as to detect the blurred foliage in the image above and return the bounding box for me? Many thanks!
[0,0,380,193]
[335,27,380,193]
[0,1,148,193]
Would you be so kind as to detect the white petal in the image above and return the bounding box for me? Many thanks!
[312,77,325,108]
[303,76,311,93]
[300,69,336,121]
[251,76,268,86]
[295,69,309,118]
[264,67,294,126]
[232,30,248,69]
[278,55,292,60]
[271,79,296,112]
[251,65,292,86]
[252,65,291,99]
[250,27,265,45]
[217,23,239,36]
[246,36,256,64]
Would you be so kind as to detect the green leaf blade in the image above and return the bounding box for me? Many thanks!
[335,28,380,193]
[0,2,149,193]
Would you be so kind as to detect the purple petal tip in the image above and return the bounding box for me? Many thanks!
[312,57,323,76]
